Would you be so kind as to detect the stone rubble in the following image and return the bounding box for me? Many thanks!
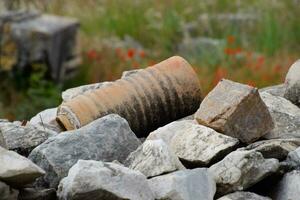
[0,56,300,199]
[148,168,216,200]
[125,139,185,177]
[195,79,274,143]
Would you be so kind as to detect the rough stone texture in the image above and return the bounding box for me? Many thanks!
[260,92,300,139]
[0,146,45,187]
[146,120,196,144]
[57,56,202,137]
[286,147,300,168]
[28,114,141,188]
[259,84,286,97]
[0,129,7,148]
[30,107,63,133]
[195,79,274,143]
[209,150,279,196]
[148,168,216,200]
[18,188,57,200]
[62,82,112,102]
[217,191,271,200]
[284,59,300,107]
[270,170,300,200]
[170,123,239,167]
[125,139,185,177]
[244,139,300,160]
[57,160,154,200]
[0,121,57,156]
[0,181,19,200]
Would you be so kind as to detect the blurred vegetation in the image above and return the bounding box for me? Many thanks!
[1,0,300,120]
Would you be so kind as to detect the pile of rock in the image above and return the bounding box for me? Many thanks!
[1,56,300,200]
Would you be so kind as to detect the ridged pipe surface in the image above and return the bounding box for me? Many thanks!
[56,56,202,137]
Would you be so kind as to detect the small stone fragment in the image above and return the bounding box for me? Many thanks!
[260,92,300,139]
[30,107,63,133]
[284,59,300,107]
[170,123,239,167]
[195,79,274,143]
[217,191,271,200]
[57,160,154,200]
[244,138,300,160]
[0,146,45,187]
[29,114,141,188]
[125,139,185,177]
[209,150,279,196]
[148,168,216,200]
[286,146,300,168]
[259,84,286,97]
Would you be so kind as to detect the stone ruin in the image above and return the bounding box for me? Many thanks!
[1,56,300,199]
[0,10,80,82]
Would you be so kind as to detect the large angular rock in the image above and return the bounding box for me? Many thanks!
[244,138,300,160]
[195,79,274,143]
[28,114,141,188]
[270,170,300,200]
[209,150,279,196]
[0,146,45,187]
[57,160,154,200]
[217,191,271,200]
[18,188,57,200]
[148,168,216,200]
[284,59,300,107]
[0,121,57,156]
[170,123,239,167]
[30,107,63,133]
[0,181,19,200]
[125,139,184,177]
[260,92,300,139]
[146,120,196,144]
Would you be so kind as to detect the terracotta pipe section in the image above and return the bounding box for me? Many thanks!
[56,56,202,137]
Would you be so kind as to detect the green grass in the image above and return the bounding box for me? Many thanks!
[1,0,300,120]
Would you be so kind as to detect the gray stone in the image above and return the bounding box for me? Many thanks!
[57,160,154,200]
[270,170,300,200]
[62,82,112,102]
[259,84,286,97]
[146,120,196,144]
[148,168,216,200]
[286,147,300,168]
[0,121,57,156]
[260,92,300,139]
[209,150,279,195]
[217,191,271,200]
[170,123,239,167]
[18,188,57,200]
[0,146,45,187]
[0,181,19,200]
[29,107,63,133]
[244,138,300,160]
[28,114,141,188]
[195,79,274,143]
[284,59,300,107]
[125,139,185,178]
[0,129,7,148]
